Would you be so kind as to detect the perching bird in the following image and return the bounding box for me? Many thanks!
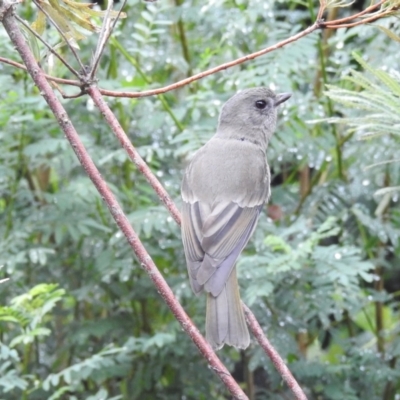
[181,87,291,350]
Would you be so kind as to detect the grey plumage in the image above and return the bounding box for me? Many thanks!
[181,87,291,350]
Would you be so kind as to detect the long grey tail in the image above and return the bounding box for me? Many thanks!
[205,267,250,350]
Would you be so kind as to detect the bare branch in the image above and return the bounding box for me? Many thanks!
[89,0,128,79]
[0,55,27,70]
[0,56,82,86]
[15,14,80,77]
[322,0,385,24]
[90,0,397,99]
[99,23,320,98]
[243,304,308,400]
[32,0,86,74]
[86,85,182,226]
[321,0,399,28]
[323,8,398,27]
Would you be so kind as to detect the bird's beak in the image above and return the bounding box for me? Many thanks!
[274,93,292,107]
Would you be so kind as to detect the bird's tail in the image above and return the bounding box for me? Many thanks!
[206,267,250,350]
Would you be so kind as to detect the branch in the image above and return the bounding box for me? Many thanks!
[32,0,86,74]
[89,0,128,79]
[0,3,248,399]
[321,0,400,28]
[99,22,321,98]
[243,304,308,400]
[94,1,397,99]
[86,85,182,226]
[0,56,83,87]
[15,14,80,77]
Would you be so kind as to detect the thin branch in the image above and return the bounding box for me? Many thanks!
[99,22,321,98]
[32,0,86,74]
[15,14,80,77]
[323,8,398,27]
[94,1,397,99]
[86,85,182,226]
[243,304,308,400]
[0,56,27,70]
[90,0,114,79]
[322,0,399,28]
[322,0,385,24]
[0,5,248,399]
[0,56,82,86]
[89,0,127,79]
[317,1,325,21]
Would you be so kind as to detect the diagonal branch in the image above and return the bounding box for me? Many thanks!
[0,56,82,86]
[243,304,307,400]
[89,0,127,79]
[86,85,182,225]
[0,3,249,399]
[15,14,80,77]
[32,0,86,74]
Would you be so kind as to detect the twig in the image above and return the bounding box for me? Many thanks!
[0,56,82,86]
[94,2,397,99]
[0,56,30,70]
[243,304,308,400]
[322,0,399,28]
[323,8,398,27]
[32,0,86,74]
[86,85,182,226]
[99,22,321,98]
[0,4,248,399]
[322,0,384,24]
[15,14,80,77]
[89,0,128,79]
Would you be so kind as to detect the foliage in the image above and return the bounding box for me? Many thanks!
[1,0,400,399]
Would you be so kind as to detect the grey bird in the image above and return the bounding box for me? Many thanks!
[181,87,291,350]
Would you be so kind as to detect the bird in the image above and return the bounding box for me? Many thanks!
[181,87,291,350]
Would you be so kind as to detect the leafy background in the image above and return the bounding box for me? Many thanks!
[0,0,400,399]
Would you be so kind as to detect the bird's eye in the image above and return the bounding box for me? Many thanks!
[255,100,267,109]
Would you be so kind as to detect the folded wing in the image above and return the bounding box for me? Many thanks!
[181,199,263,297]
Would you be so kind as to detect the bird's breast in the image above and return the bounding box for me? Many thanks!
[183,138,269,207]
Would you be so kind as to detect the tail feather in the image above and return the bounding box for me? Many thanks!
[206,267,250,350]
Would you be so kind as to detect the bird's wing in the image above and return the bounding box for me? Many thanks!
[181,198,263,297]
[181,141,269,297]
[199,202,263,297]
[181,200,206,294]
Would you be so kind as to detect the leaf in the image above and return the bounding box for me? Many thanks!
[31,10,47,35]
[374,186,400,196]
[31,0,126,47]
[376,25,400,43]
